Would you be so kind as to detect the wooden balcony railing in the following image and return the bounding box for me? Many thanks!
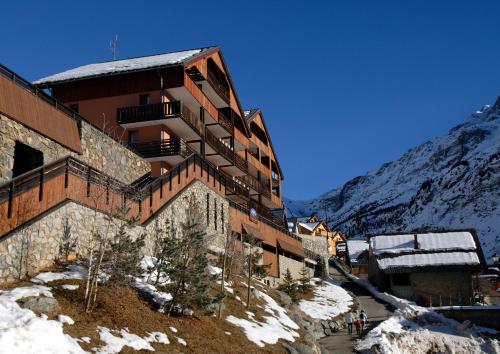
[218,109,233,134]
[237,174,264,194]
[129,138,193,160]
[207,69,230,104]
[228,200,302,242]
[233,151,248,173]
[117,101,203,137]
[205,129,234,163]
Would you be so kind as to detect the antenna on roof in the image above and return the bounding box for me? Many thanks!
[109,35,118,60]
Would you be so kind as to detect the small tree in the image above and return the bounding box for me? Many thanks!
[59,218,77,261]
[157,194,218,315]
[244,233,271,308]
[102,224,145,285]
[298,265,312,293]
[278,268,298,302]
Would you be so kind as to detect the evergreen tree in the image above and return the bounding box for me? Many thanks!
[157,194,218,315]
[250,249,271,279]
[298,265,312,293]
[103,224,145,285]
[278,268,298,302]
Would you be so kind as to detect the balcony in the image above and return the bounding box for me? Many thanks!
[206,69,230,105]
[117,101,203,140]
[129,137,193,165]
[205,130,248,176]
[221,171,249,202]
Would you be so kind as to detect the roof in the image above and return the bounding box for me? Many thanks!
[298,222,320,232]
[34,46,216,85]
[346,240,369,261]
[369,230,485,273]
[244,108,260,122]
[277,240,305,258]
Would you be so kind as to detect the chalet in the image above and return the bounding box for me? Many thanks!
[368,230,486,306]
[345,239,369,278]
[0,46,307,285]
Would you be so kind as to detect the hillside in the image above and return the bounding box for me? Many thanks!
[285,97,500,261]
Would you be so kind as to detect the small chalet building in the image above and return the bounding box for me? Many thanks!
[368,231,486,306]
[345,239,369,278]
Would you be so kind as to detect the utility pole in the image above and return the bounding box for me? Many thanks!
[109,35,118,60]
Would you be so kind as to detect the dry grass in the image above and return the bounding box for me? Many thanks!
[1,267,306,353]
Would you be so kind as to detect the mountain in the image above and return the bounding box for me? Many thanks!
[285,97,500,262]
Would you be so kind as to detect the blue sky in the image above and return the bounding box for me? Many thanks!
[2,1,500,200]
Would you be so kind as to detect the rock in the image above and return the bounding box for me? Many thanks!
[20,296,59,314]
[321,320,329,329]
[283,343,299,354]
[182,308,193,316]
[303,333,316,344]
[275,290,292,308]
[287,343,316,354]
[324,328,332,336]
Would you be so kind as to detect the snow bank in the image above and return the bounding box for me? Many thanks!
[299,278,353,320]
[61,284,79,290]
[57,315,75,325]
[226,289,299,347]
[0,286,85,354]
[93,327,169,353]
[343,271,500,354]
[31,265,87,284]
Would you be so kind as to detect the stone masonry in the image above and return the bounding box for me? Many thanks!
[0,113,150,184]
[0,180,229,283]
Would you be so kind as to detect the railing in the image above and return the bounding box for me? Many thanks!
[218,109,233,133]
[237,174,263,194]
[207,69,230,104]
[117,101,203,137]
[205,129,235,163]
[233,152,248,173]
[0,64,83,136]
[129,138,193,160]
[229,200,302,242]
[220,171,249,199]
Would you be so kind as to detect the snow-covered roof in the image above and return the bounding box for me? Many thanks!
[346,240,369,261]
[298,222,320,232]
[370,231,477,256]
[377,252,480,272]
[34,47,214,85]
[244,108,260,122]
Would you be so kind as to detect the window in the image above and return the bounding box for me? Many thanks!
[12,142,43,177]
[128,131,139,144]
[69,103,79,113]
[221,206,225,233]
[139,94,150,106]
[206,193,210,225]
[214,199,218,230]
[391,274,411,286]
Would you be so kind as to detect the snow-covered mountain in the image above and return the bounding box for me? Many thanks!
[285,97,500,262]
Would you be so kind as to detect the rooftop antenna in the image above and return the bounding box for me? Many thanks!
[109,35,118,60]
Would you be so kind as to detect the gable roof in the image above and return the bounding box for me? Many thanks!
[34,46,216,85]
[368,230,486,273]
[244,108,284,177]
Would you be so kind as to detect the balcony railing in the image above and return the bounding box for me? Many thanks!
[221,171,250,199]
[207,69,230,104]
[218,109,233,133]
[205,129,234,162]
[129,138,192,160]
[117,101,203,137]
[233,152,248,172]
[237,174,265,194]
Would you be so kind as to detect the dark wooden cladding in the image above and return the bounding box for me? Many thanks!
[0,75,82,153]
[50,66,185,102]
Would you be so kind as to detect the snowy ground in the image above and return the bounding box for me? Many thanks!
[299,278,353,320]
[344,272,500,354]
[226,288,300,347]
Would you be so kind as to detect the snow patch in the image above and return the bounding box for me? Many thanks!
[57,315,75,325]
[93,327,169,353]
[31,265,87,284]
[299,278,353,320]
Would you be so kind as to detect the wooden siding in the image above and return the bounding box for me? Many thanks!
[0,75,82,153]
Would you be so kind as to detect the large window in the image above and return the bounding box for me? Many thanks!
[12,142,43,178]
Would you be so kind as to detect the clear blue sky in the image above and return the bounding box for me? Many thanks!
[2,1,500,200]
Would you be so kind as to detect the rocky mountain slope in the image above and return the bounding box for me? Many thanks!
[285,97,500,261]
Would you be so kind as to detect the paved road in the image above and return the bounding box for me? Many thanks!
[319,266,394,354]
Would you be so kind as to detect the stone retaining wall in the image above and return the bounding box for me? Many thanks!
[0,181,229,283]
[0,113,150,184]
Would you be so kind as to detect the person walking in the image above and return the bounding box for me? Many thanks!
[360,309,368,332]
[354,318,361,336]
[345,310,355,335]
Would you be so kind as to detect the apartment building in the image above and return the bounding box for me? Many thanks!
[0,46,307,285]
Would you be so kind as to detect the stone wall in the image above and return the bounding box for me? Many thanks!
[278,254,307,282]
[0,181,229,283]
[0,113,150,184]
[300,234,329,258]
[411,272,473,305]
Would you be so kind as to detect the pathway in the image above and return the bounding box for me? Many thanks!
[319,265,394,354]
